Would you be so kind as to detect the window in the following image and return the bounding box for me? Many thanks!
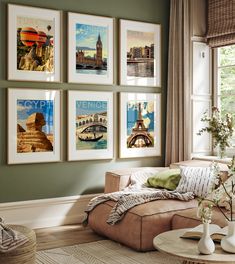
[216,45,235,150]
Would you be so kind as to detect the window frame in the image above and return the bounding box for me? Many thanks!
[213,47,235,157]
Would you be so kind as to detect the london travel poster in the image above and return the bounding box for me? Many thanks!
[68,13,113,84]
[76,100,108,150]
[17,99,54,153]
[75,23,108,76]
[126,101,154,148]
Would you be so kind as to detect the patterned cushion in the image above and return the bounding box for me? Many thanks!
[175,166,215,198]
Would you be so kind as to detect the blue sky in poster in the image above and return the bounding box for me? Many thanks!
[17,99,54,134]
[76,100,107,116]
[76,23,108,58]
[127,101,154,135]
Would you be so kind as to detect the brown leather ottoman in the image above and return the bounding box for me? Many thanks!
[88,199,197,251]
[171,207,227,230]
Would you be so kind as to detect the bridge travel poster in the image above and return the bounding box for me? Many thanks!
[68,91,113,161]
[8,88,61,164]
[119,92,161,158]
[68,13,113,85]
[120,19,161,87]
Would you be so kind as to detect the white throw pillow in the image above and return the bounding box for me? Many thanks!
[128,168,168,190]
[175,166,215,198]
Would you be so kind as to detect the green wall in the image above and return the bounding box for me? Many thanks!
[0,0,170,203]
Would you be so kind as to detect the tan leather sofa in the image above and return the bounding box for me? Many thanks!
[88,161,229,251]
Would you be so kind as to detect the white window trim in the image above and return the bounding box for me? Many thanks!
[213,48,235,157]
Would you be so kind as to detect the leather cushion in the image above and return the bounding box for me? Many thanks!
[88,199,197,251]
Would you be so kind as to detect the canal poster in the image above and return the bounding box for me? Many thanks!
[126,101,154,148]
[120,19,161,87]
[76,100,108,150]
[68,91,113,161]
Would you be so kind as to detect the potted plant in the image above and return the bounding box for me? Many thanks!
[197,107,234,158]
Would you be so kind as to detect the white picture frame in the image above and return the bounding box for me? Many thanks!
[119,92,161,158]
[8,88,61,164]
[68,12,113,85]
[68,90,113,161]
[8,4,61,82]
[120,19,161,87]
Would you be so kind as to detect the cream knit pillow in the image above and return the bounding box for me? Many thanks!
[175,166,215,198]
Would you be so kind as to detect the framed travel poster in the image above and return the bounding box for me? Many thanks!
[120,19,161,87]
[68,13,113,84]
[68,91,113,161]
[8,88,61,164]
[8,4,61,82]
[119,92,161,158]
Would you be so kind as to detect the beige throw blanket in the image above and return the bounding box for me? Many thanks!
[85,189,194,225]
[0,218,28,253]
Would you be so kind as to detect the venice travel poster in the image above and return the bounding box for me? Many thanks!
[68,91,113,161]
[17,99,54,153]
[76,100,108,150]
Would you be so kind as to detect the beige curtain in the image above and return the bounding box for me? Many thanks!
[165,0,191,166]
[207,0,235,48]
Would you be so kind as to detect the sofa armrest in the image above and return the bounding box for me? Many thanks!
[170,159,229,171]
[104,167,166,193]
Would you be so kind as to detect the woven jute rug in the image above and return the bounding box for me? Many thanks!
[36,240,182,264]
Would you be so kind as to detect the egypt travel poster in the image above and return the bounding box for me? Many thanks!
[16,16,55,72]
[17,99,54,153]
[127,30,154,78]
[75,23,108,75]
[76,100,108,150]
[126,101,154,148]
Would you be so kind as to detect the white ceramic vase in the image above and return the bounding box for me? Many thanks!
[221,221,235,253]
[198,223,215,255]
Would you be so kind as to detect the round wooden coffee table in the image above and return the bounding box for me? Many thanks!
[153,229,235,264]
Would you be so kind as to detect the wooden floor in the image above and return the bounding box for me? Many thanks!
[35,224,105,251]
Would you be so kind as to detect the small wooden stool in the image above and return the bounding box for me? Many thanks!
[0,225,36,264]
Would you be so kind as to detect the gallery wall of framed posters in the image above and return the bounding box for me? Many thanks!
[6,3,162,164]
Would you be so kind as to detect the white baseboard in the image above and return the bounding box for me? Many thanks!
[0,194,99,229]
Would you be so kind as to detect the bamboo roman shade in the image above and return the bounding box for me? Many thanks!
[207,0,235,48]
